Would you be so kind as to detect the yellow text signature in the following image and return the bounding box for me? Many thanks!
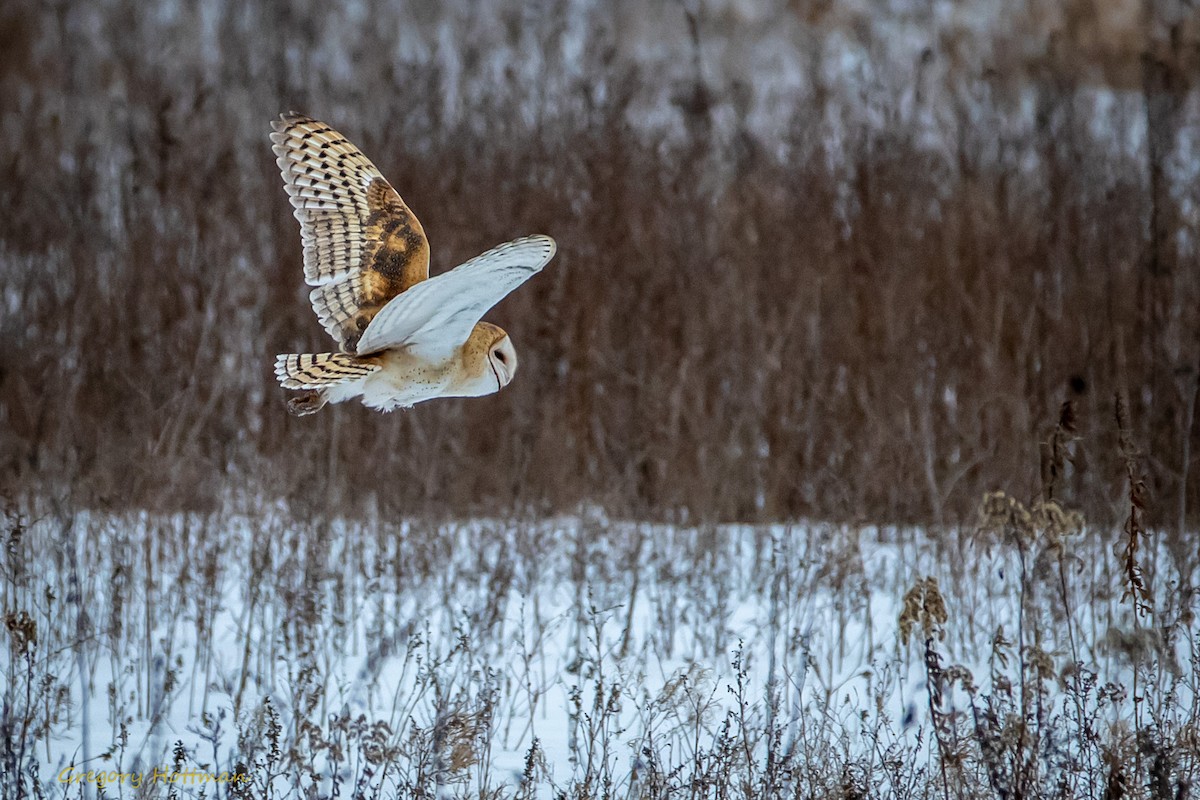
[57,766,251,788]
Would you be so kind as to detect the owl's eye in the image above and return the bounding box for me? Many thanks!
[495,350,507,363]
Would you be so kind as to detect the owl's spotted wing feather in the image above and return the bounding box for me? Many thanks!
[271,113,429,353]
[356,235,556,360]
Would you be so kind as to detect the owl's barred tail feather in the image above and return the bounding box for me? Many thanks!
[273,352,380,390]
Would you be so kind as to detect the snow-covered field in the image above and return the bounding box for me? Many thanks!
[3,499,1195,798]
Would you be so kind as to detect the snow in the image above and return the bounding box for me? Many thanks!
[4,510,1192,797]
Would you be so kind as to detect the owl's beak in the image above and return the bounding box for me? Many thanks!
[492,358,515,390]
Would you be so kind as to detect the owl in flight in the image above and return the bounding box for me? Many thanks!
[270,113,556,416]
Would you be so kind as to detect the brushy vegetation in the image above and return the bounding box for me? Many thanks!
[1,490,1196,798]
[1,0,1198,797]
[0,0,1198,532]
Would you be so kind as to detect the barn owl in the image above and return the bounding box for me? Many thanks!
[270,113,556,416]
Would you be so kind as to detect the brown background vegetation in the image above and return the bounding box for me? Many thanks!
[1,0,1197,533]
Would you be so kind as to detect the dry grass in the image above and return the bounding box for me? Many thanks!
[0,0,1197,533]
[0,494,1196,798]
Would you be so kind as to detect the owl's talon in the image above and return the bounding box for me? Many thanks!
[287,391,326,416]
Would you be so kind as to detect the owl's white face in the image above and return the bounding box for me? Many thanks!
[443,324,519,399]
[488,336,518,391]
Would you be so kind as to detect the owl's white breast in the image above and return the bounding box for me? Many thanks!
[354,348,456,411]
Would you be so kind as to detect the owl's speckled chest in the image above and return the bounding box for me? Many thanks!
[330,348,456,411]
[372,349,460,410]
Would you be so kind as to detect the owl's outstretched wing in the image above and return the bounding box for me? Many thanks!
[271,113,430,354]
[355,235,556,360]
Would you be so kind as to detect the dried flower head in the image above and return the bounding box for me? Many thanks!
[899,576,948,646]
[4,609,36,653]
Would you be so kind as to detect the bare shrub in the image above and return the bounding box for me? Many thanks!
[0,0,1198,528]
